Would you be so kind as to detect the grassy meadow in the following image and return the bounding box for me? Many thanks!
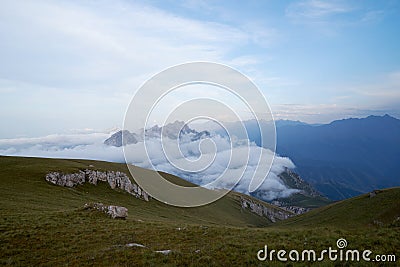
[0,156,399,266]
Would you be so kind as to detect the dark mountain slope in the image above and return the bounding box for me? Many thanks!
[276,114,400,200]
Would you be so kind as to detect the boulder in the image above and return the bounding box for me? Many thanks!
[107,205,128,219]
[84,202,128,219]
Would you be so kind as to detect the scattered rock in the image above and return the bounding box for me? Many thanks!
[84,202,128,219]
[126,243,145,248]
[390,216,400,227]
[155,250,172,255]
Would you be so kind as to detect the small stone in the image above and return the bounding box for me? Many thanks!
[155,250,172,255]
[126,243,145,248]
[369,190,381,198]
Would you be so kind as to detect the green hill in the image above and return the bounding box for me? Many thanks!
[0,155,286,227]
[278,187,400,228]
[1,156,399,266]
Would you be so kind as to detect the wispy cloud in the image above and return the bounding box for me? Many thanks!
[350,71,400,102]
[0,0,398,137]
[361,10,385,23]
[285,0,390,31]
[0,0,262,88]
[0,0,274,137]
[286,0,352,20]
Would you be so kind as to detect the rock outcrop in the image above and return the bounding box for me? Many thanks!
[83,202,128,219]
[280,168,323,198]
[240,196,293,222]
[45,170,150,201]
[270,200,310,215]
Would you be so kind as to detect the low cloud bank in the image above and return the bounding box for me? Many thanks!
[0,132,298,200]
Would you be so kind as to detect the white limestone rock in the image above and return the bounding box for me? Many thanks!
[45,169,151,202]
[240,196,292,222]
[155,250,172,255]
[126,243,145,248]
[107,205,128,219]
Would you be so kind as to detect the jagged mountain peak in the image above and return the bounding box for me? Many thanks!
[104,121,210,147]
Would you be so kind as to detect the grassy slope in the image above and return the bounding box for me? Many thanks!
[278,188,400,228]
[1,156,399,266]
[0,156,273,227]
[274,192,331,209]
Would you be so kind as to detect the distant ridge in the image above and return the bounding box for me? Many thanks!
[203,115,400,200]
[276,114,400,200]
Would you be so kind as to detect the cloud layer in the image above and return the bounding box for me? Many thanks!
[0,131,297,200]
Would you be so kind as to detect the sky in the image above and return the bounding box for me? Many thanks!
[1,0,400,138]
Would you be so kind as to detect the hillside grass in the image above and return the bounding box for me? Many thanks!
[0,156,271,227]
[1,156,399,266]
[279,188,400,228]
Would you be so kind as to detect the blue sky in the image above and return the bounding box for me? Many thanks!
[1,0,399,138]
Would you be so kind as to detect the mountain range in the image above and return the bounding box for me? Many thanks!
[104,121,211,147]
[104,114,400,201]
[215,114,400,200]
[276,114,400,200]
[104,121,329,208]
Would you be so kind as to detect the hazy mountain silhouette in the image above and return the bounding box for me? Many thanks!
[213,115,400,200]
[275,114,400,200]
